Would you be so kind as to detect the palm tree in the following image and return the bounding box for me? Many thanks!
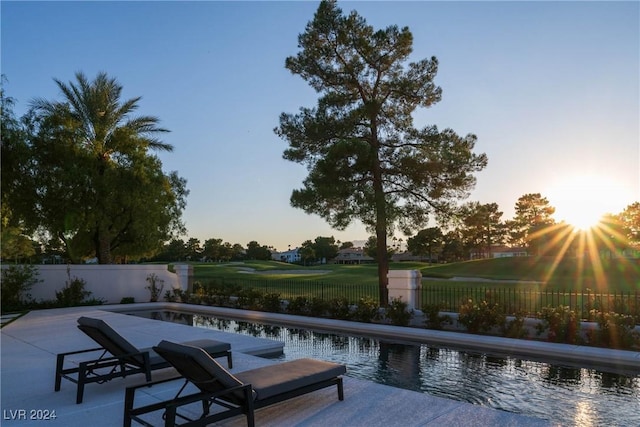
[32,72,173,263]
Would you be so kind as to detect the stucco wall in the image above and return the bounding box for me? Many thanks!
[1,264,192,304]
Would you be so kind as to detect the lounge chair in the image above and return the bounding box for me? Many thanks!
[124,340,346,427]
[55,316,232,404]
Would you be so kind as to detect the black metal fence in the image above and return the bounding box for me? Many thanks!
[422,286,640,320]
[201,278,378,304]
[202,278,640,322]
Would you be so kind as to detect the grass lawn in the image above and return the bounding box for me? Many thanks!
[194,260,377,284]
[195,260,433,285]
[193,261,429,301]
[422,256,640,292]
[193,257,639,292]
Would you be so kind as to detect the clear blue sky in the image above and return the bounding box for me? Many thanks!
[2,1,638,251]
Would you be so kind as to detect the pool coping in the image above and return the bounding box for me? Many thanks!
[115,302,640,375]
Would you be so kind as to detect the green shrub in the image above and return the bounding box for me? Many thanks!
[328,297,351,320]
[190,281,207,304]
[352,296,380,323]
[164,288,188,303]
[287,296,311,315]
[384,298,413,326]
[458,299,505,334]
[203,280,241,307]
[259,293,282,313]
[503,311,528,339]
[1,265,40,311]
[214,293,234,307]
[586,310,639,350]
[423,303,452,330]
[309,297,330,317]
[145,273,165,302]
[536,305,581,344]
[120,297,135,304]
[236,288,263,310]
[56,268,92,307]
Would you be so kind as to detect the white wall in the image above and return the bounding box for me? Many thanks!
[1,264,192,304]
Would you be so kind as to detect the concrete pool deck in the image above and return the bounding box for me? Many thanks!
[3,303,635,426]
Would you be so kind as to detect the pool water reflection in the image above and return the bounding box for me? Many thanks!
[132,310,640,426]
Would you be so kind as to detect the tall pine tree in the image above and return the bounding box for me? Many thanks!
[276,1,487,304]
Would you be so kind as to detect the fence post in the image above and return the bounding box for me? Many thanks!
[173,264,193,293]
[387,270,422,312]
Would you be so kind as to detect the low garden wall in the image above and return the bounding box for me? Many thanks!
[1,264,192,304]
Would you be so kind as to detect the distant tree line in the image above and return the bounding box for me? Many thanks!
[404,196,640,263]
[3,181,638,265]
[151,237,341,264]
[148,195,640,264]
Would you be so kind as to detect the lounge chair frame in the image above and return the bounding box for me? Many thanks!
[55,317,232,404]
[55,346,156,405]
[124,375,343,427]
[123,342,345,427]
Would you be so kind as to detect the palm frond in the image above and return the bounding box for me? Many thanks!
[34,71,173,157]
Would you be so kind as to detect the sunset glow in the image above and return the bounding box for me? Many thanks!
[530,175,635,291]
[547,175,632,231]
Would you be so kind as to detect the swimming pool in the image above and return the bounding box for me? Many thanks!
[131,310,640,426]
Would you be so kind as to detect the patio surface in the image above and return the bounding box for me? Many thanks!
[1,305,560,426]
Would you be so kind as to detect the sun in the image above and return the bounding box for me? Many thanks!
[546,175,631,231]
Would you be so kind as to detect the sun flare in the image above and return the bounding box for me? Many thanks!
[546,175,631,230]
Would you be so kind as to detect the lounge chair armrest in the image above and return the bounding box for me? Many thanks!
[58,348,151,366]
[56,347,105,357]
[126,374,185,393]
[79,352,143,366]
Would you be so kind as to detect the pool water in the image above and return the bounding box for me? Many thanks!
[133,310,640,426]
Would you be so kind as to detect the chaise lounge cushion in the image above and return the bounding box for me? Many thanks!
[155,340,244,393]
[77,316,145,365]
[179,339,231,355]
[234,358,347,400]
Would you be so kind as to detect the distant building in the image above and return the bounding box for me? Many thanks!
[469,246,528,260]
[272,248,301,263]
[333,248,374,264]
[492,246,528,258]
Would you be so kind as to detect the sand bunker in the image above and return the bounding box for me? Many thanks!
[238,267,330,275]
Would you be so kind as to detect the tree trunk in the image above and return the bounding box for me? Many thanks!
[95,229,112,264]
[372,149,388,306]
[376,225,389,306]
